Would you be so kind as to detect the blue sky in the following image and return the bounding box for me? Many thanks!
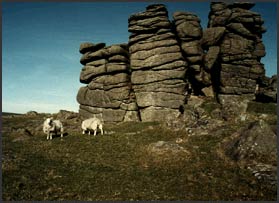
[2,2,277,113]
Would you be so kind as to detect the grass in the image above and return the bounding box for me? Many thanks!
[2,116,277,201]
[247,101,277,115]
[200,99,221,115]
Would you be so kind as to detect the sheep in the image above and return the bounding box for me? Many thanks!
[43,117,64,140]
[81,117,103,136]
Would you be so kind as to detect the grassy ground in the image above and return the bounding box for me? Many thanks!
[2,115,277,201]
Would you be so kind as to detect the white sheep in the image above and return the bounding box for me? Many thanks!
[43,117,64,140]
[81,117,103,136]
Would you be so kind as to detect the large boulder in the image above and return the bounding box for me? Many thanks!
[219,119,277,186]
[226,23,254,38]
[204,46,220,70]
[79,42,106,54]
[201,27,226,48]
[77,86,130,109]
[79,105,136,122]
[221,120,277,163]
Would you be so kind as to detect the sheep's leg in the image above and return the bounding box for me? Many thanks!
[94,129,97,136]
[82,130,85,135]
[50,133,53,140]
[88,130,91,135]
[47,134,49,140]
[61,128,64,138]
[100,125,103,135]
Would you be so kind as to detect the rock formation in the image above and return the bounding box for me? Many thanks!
[76,3,276,122]
[77,43,140,122]
[255,74,277,103]
[128,4,188,121]
[204,2,266,97]
[173,11,211,95]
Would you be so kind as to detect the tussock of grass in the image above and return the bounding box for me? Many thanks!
[200,100,221,115]
[2,117,277,201]
[247,101,277,115]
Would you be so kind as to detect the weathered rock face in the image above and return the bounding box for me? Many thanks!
[219,119,277,186]
[255,75,277,103]
[76,3,275,122]
[77,43,140,122]
[173,12,211,95]
[128,4,188,121]
[218,94,254,121]
[205,2,266,97]
[222,120,277,163]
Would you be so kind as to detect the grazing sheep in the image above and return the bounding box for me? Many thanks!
[81,117,103,136]
[43,117,64,140]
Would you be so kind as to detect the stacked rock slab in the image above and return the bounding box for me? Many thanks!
[204,2,266,98]
[128,4,188,121]
[173,12,211,95]
[77,43,140,122]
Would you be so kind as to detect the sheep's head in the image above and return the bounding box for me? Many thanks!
[43,117,54,134]
[46,117,53,126]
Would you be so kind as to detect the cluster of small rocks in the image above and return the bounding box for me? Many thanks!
[128,4,188,121]
[77,42,140,122]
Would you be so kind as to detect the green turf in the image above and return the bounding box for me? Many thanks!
[2,118,277,201]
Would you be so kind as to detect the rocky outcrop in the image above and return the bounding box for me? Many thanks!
[26,111,38,116]
[56,110,79,120]
[77,43,140,122]
[128,4,188,121]
[11,128,33,142]
[219,119,277,186]
[205,2,266,97]
[225,120,277,162]
[198,1,275,114]
[76,3,275,122]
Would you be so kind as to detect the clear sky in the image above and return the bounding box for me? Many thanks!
[2,1,277,114]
